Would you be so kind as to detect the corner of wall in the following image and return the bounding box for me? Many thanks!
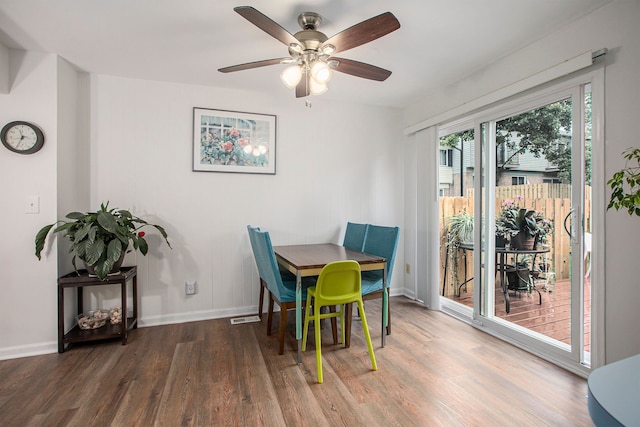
[0,42,8,94]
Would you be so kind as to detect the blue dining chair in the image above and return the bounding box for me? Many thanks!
[342,222,369,252]
[360,225,400,337]
[247,225,270,319]
[248,228,317,355]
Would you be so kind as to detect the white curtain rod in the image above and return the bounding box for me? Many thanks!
[403,50,603,136]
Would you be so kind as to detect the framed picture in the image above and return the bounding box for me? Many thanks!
[193,108,277,174]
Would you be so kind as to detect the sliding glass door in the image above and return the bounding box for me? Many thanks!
[438,76,597,370]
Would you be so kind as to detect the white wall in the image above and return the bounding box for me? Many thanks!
[0,42,8,94]
[0,68,404,357]
[86,75,404,326]
[0,51,59,358]
[403,0,640,364]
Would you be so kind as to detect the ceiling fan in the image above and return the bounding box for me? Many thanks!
[218,6,401,98]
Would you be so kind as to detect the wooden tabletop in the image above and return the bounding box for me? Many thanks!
[274,243,386,277]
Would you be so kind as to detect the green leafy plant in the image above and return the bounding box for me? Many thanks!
[608,147,640,217]
[496,198,553,245]
[445,210,474,287]
[35,202,171,280]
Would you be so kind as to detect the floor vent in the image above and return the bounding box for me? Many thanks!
[230,315,261,325]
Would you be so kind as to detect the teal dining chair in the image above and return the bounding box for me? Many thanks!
[248,227,318,355]
[342,222,369,252]
[247,225,269,319]
[360,225,400,336]
[302,260,377,383]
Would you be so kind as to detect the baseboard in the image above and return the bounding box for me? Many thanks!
[139,305,259,327]
[0,341,58,361]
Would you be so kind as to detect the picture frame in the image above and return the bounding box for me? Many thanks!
[193,108,277,174]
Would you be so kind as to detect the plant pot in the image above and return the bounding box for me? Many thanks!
[510,232,535,250]
[84,251,126,278]
[495,235,507,248]
[506,265,531,291]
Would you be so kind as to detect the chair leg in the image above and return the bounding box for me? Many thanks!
[278,305,288,355]
[258,279,265,319]
[357,299,377,371]
[314,306,323,383]
[267,295,275,336]
[386,288,391,335]
[302,294,313,351]
[328,305,338,345]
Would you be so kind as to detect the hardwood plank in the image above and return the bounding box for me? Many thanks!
[0,297,591,426]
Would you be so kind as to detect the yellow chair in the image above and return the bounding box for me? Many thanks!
[302,260,377,383]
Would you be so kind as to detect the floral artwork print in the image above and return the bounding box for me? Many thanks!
[193,108,276,174]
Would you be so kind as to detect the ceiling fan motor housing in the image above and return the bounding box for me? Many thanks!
[298,12,322,30]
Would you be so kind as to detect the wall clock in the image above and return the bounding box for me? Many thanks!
[1,121,45,154]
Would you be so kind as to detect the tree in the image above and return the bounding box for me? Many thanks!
[440,97,582,184]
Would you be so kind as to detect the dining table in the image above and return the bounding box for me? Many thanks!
[273,243,387,364]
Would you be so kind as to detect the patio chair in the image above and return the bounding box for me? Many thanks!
[302,260,377,383]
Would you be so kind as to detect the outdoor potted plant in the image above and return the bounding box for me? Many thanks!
[35,202,171,280]
[496,198,552,250]
[445,210,474,288]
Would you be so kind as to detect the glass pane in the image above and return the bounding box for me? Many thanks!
[439,129,475,304]
[583,84,592,361]
[493,97,572,346]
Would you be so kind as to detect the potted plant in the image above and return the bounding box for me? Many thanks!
[445,210,474,287]
[608,147,640,217]
[496,198,552,250]
[35,202,171,280]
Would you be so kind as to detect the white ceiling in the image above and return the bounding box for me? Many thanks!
[0,0,612,108]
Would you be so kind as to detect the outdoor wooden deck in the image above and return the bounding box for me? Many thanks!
[453,276,591,352]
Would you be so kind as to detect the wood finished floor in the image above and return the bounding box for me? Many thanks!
[0,297,592,426]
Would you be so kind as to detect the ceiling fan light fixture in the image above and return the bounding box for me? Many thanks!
[310,61,332,84]
[288,43,303,55]
[321,44,336,55]
[280,64,303,89]
[309,78,328,96]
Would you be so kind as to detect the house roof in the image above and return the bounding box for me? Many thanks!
[0,0,612,108]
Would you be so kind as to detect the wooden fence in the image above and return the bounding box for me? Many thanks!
[440,184,591,298]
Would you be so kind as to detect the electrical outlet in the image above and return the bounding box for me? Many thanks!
[405,263,411,274]
[185,281,196,295]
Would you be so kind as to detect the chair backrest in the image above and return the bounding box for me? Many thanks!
[362,225,400,286]
[250,228,287,301]
[343,222,369,251]
[315,260,362,304]
[247,225,265,278]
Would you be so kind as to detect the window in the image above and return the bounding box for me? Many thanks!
[512,176,526,185]
[440,149,453,166]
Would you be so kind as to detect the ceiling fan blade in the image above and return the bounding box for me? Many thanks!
[218,58,288,73]
[331,57,392,81]
[296,74,310,98]
[234,6,300,47]
[321,12,400,55]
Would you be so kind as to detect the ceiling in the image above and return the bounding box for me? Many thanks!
[0,0,612,108]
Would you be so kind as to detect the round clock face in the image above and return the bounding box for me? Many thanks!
[1,121,45,154]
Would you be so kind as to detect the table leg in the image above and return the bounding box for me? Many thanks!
[296,271,302,364]
[382,263,388,348]
[121,279,128,345]
[500,253,511,313]
[58,286,64,353]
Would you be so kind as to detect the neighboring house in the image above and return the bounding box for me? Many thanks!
[440,135,568,196]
